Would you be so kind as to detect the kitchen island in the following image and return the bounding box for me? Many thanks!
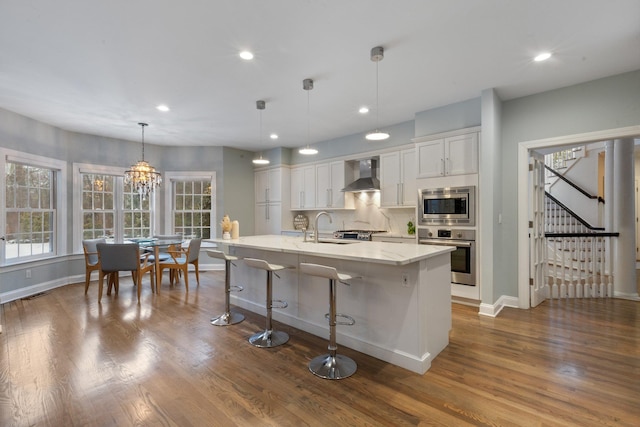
[212,235,453,374]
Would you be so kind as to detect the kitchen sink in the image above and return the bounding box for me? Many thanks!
[306,238,361,245]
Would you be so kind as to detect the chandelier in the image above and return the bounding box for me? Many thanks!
[124,122,162,198]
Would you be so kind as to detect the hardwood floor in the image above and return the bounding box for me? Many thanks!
[1,271,638,426]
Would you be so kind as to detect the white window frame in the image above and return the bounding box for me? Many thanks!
[163,171,216,238]
[73,162,159,253]
[1,149,67,265]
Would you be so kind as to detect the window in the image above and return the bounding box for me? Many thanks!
[123,180,151,238]
[164,172,215,239]
[82,173,115,239]
[2,150,66,264]
[74,164,155,251]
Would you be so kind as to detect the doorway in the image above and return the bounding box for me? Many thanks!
[517,126,640,308]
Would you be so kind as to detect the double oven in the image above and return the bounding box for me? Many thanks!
[417,186,476,287]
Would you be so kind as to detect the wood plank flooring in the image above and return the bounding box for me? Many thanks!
[0,271,638,426]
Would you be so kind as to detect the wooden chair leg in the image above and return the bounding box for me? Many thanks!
[85,271,91,294]
[193,260,200,286]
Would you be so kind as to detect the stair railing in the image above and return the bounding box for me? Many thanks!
[544,192,618,299]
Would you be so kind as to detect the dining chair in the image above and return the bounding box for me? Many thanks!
[82,238,106,294]
[96,243,155,303]
[147,234,182,262]
[157,238,202,291]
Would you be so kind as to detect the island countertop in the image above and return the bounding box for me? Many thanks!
[211,234,452,266]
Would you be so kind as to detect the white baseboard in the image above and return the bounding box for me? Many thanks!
[478,295,519,317]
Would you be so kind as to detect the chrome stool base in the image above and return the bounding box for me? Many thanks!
[249,329,289,348]
[211,311,245,326]
[309,354,357,379]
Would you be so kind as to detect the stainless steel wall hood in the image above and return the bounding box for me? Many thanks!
[341,158,380,192]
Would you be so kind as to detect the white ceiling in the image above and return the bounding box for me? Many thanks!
[0,1,639,150]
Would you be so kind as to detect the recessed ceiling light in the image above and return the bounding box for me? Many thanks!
[534,52,552,62]
[239,50,254,60]
[156,104,170,112]
[359,106,369,114]
[270,133,278,140]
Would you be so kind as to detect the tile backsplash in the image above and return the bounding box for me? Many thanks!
[303,192,416,235]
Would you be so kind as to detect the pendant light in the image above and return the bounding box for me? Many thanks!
[124,122,162,199]
[299,78,318,155]
[365,46,390,141]
[252,100,270,165]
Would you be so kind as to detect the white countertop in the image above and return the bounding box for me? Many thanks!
[211,235,452,266]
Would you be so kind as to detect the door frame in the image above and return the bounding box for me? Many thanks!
[517,125,640,309]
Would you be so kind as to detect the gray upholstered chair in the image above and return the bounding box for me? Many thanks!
[157,238,202,291]
[96,243,154,303]
[82,238,106,294]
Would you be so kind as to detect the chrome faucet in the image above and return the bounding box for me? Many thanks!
[314,211,332,243]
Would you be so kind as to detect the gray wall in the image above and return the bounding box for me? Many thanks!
[290,120,415,165]
[415,97,481,137]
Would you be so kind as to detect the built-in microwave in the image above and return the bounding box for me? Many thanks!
[418,186,475,226]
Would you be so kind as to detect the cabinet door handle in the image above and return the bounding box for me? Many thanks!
[446,158,450,175]
[265,204,269,220]
[265,188,269,203]
[440,158,445,175]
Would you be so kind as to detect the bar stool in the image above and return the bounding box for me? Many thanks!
[243,257,291,348]
[206,249,245,326]
[299,262,359,380]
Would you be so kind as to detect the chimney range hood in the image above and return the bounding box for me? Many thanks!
[341,158,380,192]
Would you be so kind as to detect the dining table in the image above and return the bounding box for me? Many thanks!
[126,238,184,291]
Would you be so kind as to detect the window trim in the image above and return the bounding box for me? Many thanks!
[73,162,158,253]
[1,148,67,265]
[163,171,216,238]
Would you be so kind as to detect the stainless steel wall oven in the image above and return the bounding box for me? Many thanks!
[418,228,476,287]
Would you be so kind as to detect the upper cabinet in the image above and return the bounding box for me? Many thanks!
[315,161,348,209]
[255,168,282,203]
[254,166,291,235]
[416,132,478,178]
[291,165,316,210]
[380,148,416,207]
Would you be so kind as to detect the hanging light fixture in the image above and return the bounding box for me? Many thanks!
[299,78,318,155]
[124,122,162,199]
[366,46,390,141]
[252,100,270,165]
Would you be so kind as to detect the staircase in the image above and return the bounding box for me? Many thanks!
[545,194,610,298]
[543,172,618,299]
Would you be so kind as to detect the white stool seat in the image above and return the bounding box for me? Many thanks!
[299,263,354,282]
[206,249,238,262]
[243,257,289,272]
[206,249,244,326]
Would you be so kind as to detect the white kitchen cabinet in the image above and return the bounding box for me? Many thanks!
[315,161,347,209]
[380,148,417,207]
[291,165,315,210]
[254,202,282,235]
[417,133,478,178]
[254,167,290,235]
[255,168,282,204]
